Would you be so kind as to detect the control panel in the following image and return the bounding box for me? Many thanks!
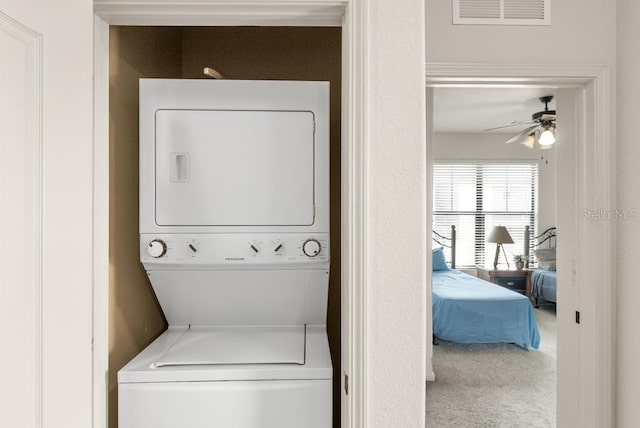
[140,233,329,268]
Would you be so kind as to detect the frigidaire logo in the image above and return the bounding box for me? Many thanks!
[225,257,245,261]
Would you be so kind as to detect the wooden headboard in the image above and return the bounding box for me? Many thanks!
[524,226,556,268]
[432,225,456,269]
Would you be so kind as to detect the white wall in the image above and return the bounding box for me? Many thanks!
[616,2,640,426]
[368,1,426,426]
[425,2,619,426]
[426,0,616,65]
[0,1,94,427]
[433,132,557,232]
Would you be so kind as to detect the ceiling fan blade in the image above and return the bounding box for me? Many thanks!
[484,121,537,132]
[505,124,540,145]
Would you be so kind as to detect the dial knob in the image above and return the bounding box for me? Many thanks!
[302,239,321,257]
[147,239,167,258]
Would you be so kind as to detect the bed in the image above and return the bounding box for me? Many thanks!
[525,227,557,306]
[432,226,540,350]
[531,269,557,304]
[432,268,540,349]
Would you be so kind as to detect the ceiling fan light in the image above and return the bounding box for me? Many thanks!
[539,128,556,147]
[524,132,536,149]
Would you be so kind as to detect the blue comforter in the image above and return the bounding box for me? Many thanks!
[531,269,557,303]
[432,269,540,350]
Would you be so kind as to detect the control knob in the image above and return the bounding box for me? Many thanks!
[147,239,167,258]
[302,239,321,257]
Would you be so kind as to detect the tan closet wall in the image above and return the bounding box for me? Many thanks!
[109,26,342,428]
[109,26,182,427]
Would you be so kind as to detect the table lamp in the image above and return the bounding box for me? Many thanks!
[487,225,514,270]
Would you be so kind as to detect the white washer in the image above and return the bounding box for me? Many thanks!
[119,325,332,428]
[118,80,332,428]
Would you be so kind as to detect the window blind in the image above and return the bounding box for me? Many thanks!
[433,163,538,268]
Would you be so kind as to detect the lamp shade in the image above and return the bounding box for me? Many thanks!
[487,226,514,244]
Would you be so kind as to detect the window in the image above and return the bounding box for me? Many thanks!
[433,162,538,268]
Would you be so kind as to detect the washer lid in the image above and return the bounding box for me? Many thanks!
[153,325,305,368]
[118,326,331,383]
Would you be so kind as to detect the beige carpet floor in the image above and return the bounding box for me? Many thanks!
[426,305,557,428]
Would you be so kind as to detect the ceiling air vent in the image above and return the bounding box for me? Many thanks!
[453,0,550,25]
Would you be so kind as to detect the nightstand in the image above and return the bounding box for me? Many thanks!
[476,267,532,298]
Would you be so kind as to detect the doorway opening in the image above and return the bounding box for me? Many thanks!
[94,4,376,427]
[425,66,614,427]
[427,86,558,426]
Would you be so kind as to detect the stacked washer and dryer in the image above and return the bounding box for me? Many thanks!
[118,79,332,427]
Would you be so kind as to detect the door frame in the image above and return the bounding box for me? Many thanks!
[425,63,614,427]
[92,2,370,428]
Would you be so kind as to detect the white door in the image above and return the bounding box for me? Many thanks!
[0,2,93,427]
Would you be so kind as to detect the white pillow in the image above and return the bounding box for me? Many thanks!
[535,248,556,262]
[539,260,556,271]
[535,248,556,271]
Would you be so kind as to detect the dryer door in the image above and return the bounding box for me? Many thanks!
[154,109,315,227]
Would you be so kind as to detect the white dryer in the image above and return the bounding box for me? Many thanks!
[118,79,332,428]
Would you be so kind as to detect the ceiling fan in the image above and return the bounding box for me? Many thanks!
[484,95,556,149]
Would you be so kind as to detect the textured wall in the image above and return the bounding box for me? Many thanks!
[616,3,640,426]
[426,0,616,65]
[425,1,617,425]
[367,1,427,426]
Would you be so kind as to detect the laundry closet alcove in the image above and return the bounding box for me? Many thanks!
[108,26,342,428]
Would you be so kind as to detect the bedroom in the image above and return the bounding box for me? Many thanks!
[427,87,559,426]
